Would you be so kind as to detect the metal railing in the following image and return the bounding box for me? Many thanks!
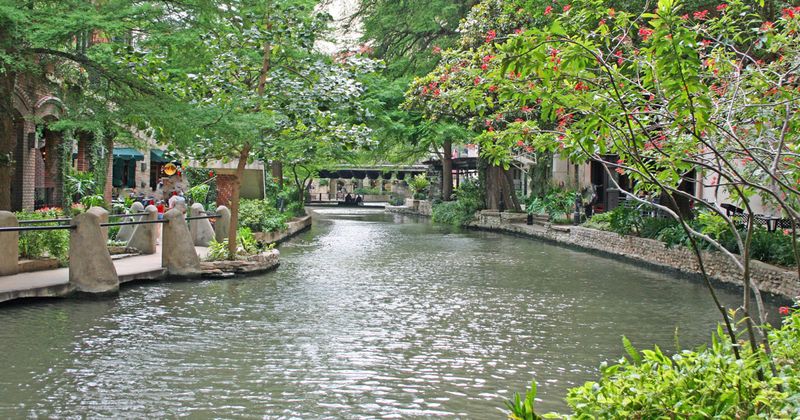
[2,213,221,233]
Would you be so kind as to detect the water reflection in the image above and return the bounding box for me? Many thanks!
[0,208,775,417]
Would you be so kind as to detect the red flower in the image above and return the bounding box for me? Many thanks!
[544,5,552,15]
[433,88,441,96]
[488,85,498,92]
[482,55,495,63]
[474,76,482,86]
[575,81,589,91]
[680,14,689,20]
[515,118,524,123]
[521,106,532,113]
[638,27,654,41]
[782,7,800,19]
[208,170,214,178]
[761,21,774,31]
[599,18,606,26]
[432,45,442,54]
[693,10,709,20]
[485,30,496,43]
[608,8,615,17]
[514,28,523,35]
[516,140,525,146]
[481,63,489,71]
[779,306,790,316]
[563,4,571,13]
[716,4,728,12]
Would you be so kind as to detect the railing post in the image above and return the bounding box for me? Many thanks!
[214,205,231,243]
[162,207,201,276]
[69,207,119,294]
[0,211,19,276]
[128,205,158,254]
[117,201,144,243]
[189,203,215,247]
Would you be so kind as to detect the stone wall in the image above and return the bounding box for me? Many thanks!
[471,215,800,300]
[387,200,432,217]
[252,215,312,244]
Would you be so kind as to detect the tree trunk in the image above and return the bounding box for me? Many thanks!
[271,160,283,190]
[442,139,453,201]
[0,72,15,211]
[485,164,521,211]
[227,145,251,258]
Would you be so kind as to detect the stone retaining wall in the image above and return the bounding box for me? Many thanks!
[471,212,799,300]
[253,215,312,244]
[201,249,280,277]
[386,200,432,217]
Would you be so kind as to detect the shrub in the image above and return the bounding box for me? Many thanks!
[507,309,800,418]
[16,209,70,265]
[565,317,800,418]
[388,194,405,206]
[431,180,483,226]
[527,187,576,220]
[408,174,430,199]
[608,202,643,236]
[186,183,210,206]
[640,217,678,239]
[238,199,288,233]
[583,211,613,230]
[205,227,265,261]
[354,187,381,195]
[80,194,106,209]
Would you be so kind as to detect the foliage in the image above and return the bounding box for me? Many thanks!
[184,167,217,206]
[431,180,483,226]
[205,227,263,261]
[64,170,96,203]
[640,217,679,240]
[608,203,644,236]
[408,173,430,199]
[285,201,306,218]
[526,187,576,220]
[354,187,382,196]
[237,199,289,233]
[582,211,613,231]
[80,195,106,209]
[15,209,70,265]
[505,381,541,420]
[564,315,800,418]
[388,194,405,206]
[186,184,211,207]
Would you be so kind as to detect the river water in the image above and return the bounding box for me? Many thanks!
[0,208,776,417]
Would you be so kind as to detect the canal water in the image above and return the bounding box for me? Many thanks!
[0,208,777,417]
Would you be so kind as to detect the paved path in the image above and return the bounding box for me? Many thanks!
[0,245,209,303]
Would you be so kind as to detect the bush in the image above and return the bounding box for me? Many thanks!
[583,211,613,230]
[16,209,70,265]
[564,316,800,418]
[388,194,405,206]
[205,227,266,261]
[640,217,678,239]
[238,199,288,233]
[186,183,210,206]
[608,202,643,236]
[508,309,800,418]
[526,187,576,220]
[354,187,381,195]
[431,180,483,226]
[408,174,430,199]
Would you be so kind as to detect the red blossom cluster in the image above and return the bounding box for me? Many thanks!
[638,27,654,41]
[693,10,709,20]
[485,30,496,43]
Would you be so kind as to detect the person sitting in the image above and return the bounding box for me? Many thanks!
[345,193,353,204]
[355,195,363,205]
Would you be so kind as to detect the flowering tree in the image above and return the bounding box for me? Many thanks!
[480,0,799,365]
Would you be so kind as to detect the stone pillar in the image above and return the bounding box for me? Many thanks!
[117,201,144,243]
[162,207,201,276]
[214,205,230,243]
[127,205,157,254]
[0,211,19,275]
[189,203,214,247]
[69,207,119,294]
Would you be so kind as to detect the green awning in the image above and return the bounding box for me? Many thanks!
[150,148,170,163]
[112,147,144,161]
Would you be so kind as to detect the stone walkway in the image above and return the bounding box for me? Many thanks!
[0,245,209,303]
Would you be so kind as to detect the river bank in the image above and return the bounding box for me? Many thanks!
[386,202,799,301]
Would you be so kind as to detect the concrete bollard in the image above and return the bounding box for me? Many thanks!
[189,203,215,247]
[128,205,158,254]
[69,207,119,294]
[0,211,19,276]
[214,205,231,243]
[117,202,144,243]
[95,206,110,242]
[162,207,201,276]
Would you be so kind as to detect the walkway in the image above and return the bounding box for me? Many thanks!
[0,245,209,304]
